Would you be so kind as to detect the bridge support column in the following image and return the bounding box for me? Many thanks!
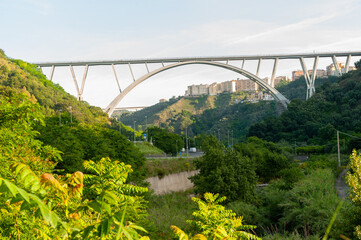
[49,65,55,81]
[332,55,342,76]
[70,65,89,101]
[345,54,351,73]
[270,58,278,88]
[299,57,312,100]
[112,64,122,93]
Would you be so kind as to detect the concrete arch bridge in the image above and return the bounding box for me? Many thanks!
[34,51,361,117]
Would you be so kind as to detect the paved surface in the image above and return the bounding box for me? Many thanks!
[335,169,350,199]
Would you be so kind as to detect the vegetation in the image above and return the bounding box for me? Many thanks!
[346,150,361,239]
[144,157,196,178]
[191,136,258,202]
[135,142,164,156]
[147,127,184,155]
[147,191,195,239]
[248,65,361,152]
[0,84,149,239]
[2,50,361,239]
[172,193,260,240]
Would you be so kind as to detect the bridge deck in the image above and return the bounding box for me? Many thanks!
[34,51,361,67]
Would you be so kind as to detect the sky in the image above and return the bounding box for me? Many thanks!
[1,0,361,108]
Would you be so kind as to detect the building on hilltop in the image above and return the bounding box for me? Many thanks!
[185,84,209,96]
[236,78,256,91]
[326,62,357,76]
[274,76,291,87]
[292,70,304,81]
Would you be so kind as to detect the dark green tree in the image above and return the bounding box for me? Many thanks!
[191,136,257,202]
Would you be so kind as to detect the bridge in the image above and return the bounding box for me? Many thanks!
[34,51,361,117]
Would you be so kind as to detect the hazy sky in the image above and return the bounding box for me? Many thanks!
[1,0,361,108]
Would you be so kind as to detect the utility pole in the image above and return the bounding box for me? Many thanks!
[176,139,178,157]
[118,117,121,133]
[337,130,341,167]
[69,106,72,123]
[227,130,230,147]
[134,121,136,143]
[59,109,62,126]
[186,127,189,156]
[145,116,148,141]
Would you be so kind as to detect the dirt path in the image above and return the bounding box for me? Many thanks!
[335,169,349,199]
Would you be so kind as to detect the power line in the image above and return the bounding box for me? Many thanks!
[338,130,361,140]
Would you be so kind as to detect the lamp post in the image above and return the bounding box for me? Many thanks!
[133,121,136,143]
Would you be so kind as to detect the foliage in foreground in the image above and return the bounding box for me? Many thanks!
[172,193,261,240]
[346,150,361,239]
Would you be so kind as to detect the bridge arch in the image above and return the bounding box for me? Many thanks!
[104,61,290,116]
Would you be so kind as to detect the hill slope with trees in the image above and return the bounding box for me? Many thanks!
[248,63,361,151]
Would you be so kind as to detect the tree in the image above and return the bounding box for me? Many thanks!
[346,150,361,239]
[147,127,183,155]
[171,193,260,240]
[191,136,257,202]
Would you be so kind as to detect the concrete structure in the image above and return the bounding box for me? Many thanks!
[185,84,209,96]
[146,170,199,195]
[34,51,361,116]
[236,78,257,91]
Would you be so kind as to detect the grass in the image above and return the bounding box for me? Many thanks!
[147,190,196,240]
[144,157,197,178]
[135,142,164,155]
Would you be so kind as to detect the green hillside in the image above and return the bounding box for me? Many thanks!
[248,63,361,151]
[0,49,145,181]
[0,49,107,125]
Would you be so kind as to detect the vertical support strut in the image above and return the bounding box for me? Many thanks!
[299,57,311,99]
[161,61,165,67]
[270,58,278,88]
[70,65,82,100]
[128,63,135,82]
[332,55,342,76]
[241,59,245,69]
[145,62,150,73]
[112,64,122,93]
[49,65,55,81]
[80,64,89,97]
[345,54,351,73]
[310,56,319,97]
[256,58,262,77]
[226,59,229,65]
[255,58,262,91]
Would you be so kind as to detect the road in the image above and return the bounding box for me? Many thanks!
[336,169,349,199]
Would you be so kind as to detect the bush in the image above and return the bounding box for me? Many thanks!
[280,169,340,235]
[191,136,257,202]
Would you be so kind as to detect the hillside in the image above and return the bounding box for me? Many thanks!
[276,75,339,100]
[0,49,145,180]
[248,64,361,151]
[120,94,217,130]
[0,49,107,124]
